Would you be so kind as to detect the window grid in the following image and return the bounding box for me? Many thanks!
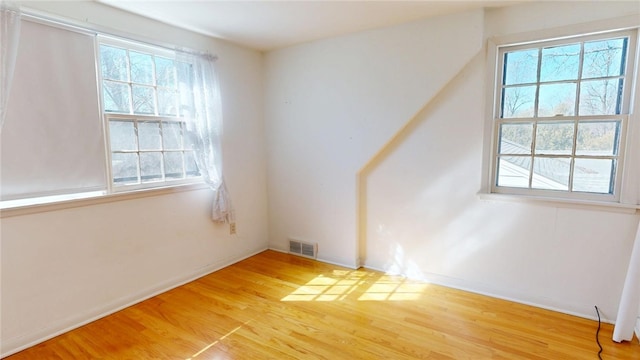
[107,116,199,186]
[496,119,624,194]
[499,47,627,118]
[100,44,181,118]
[99,38,200,190]
[492,30,635,200]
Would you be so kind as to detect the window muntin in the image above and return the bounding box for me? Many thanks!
[500,36,629,119]
[99,39,200,190]
[492,30,636,201]
[100,43,182,117]
[106,116,200,186]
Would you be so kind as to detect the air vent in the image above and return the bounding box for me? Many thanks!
[289,239,317,259]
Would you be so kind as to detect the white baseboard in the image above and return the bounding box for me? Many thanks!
[361,263,615,324]
[275,250,602,322]
[316,256,358,269]
[0,247,268,358]
[636,317,640,343]
[268,247,358,269]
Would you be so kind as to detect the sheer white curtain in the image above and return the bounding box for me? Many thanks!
[0,1,21,131]
[176,51,234,223]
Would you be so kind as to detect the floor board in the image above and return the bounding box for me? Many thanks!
[4,250,640,359]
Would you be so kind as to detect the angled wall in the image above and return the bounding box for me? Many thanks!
[265,10,484,267]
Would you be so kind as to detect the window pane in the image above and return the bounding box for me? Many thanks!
[535,121,574,155]
[162,122,182,150]
[540,43,580,82]
[138,121,162,150]
[538,83,576,117]
[109,121,136,151]
[100,45,128,81]
[129,51,154,85]
[573,159,615,194]
[185,151,200,177]
[103,81,131,113]
[582,38,626,79]
[499,123,533,155]
[158,88,178,116]
[132,85,155,115]
[112,152,139,185]
[502,86,536,118]
[496,156,530,188]
[578,79,622,115]
[503,49,538,85]
[184,129,195,150]
[532,156,570,191]
[155,56,176,88]
[164,152,184,179]
[576,121,619,156]
[140,152,162,182]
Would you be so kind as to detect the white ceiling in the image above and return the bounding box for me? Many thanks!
[97,0,525,52]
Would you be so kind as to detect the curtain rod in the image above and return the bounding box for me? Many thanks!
[19,7,218,61]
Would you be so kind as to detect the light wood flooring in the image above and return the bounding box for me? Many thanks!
[4,250,640,359]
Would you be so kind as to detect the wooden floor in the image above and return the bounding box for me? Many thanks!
[5,250,640,359]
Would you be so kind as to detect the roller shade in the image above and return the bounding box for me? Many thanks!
[1,19,106,200]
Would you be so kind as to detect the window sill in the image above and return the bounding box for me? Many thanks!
[477,192,640,214]
[0,182,209,218]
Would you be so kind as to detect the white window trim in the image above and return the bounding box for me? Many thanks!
[0,183,209,218]
[480,15,640,212]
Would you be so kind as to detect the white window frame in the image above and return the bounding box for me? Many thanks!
[483,22,640,208]
[97,36,203,193]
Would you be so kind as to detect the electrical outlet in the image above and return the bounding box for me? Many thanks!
[230,223,236,235]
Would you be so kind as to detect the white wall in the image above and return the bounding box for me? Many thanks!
[0,1,267,357]
[265,0,640,323]
[265,10,484,267]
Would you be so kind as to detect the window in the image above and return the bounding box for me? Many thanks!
[99,39,200,190]
[2,16,224,212]
[491,30,638,202]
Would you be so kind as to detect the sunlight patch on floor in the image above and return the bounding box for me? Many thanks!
[281,270,428,302]
[186,320,251,360]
